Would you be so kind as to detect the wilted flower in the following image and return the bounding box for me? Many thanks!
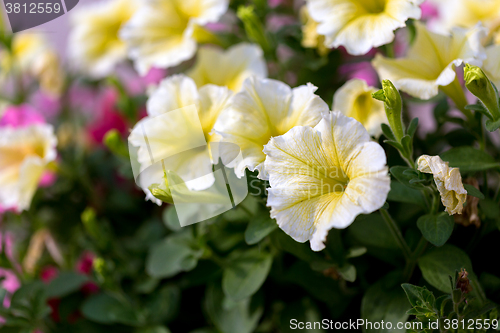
[333,79,387,138]
[129,75,232,203]
[0,108,57,211]
[188,43,267,91]
[68,0,138,78]
[120,0,229,75]
[417,155,467,215]
[215,76,328,179]
[456,268,473,293]
[306,0,423,55]
[264,111,391,251]
[454,178,480,228]
[300,6,328,56]
[372,22,486,101]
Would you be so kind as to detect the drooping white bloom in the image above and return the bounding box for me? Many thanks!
[372,22,486,100]
[215,77,329,179]
[417,155,467,215]
[0,124,57,211]
[333,79,387,138]
[120,0,229,75]
[68,0,138,78]
[264,111,391,251]
[188,43,267,91]
[128,75,232,203]
[306,0,424,55]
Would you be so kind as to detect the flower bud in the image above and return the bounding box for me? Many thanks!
[464,64,500,120]
[237,6,271,54]
[372,80,404,142]
[456,268,473,294]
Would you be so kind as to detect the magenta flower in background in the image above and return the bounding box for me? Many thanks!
[76,251,95,275]
[0,104,45,128]
[339,61,379,87]
[0,269,20,307]
[86,88,128,145]
[30,91,62,121]
[40,266,59,283]
[421,1,439,21]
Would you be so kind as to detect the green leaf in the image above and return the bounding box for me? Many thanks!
[417,213,454,247]
[81,293,142,326]
[486,118,500,132]
[279,298,324,333]
[205,284,263,333]
[387,181,427,208]
[463,184,485,199]
[401,284,435,311]
[162,206,182,231]
[45,272,89,298]
[381,123,396,141]
[345,246,367,258]
[418,245,476,294]
[408,118,419,138]
[361,272,410,333]
[135,327,171,333]
[271,229,322,262]
[337,264,356,282]
[390,166,424,190]
[244,216,278,245]
[146,230,203,278]
[480,198,500,219]
[440,147,500,173]
[145,286,180,324]
[222,249,273,301]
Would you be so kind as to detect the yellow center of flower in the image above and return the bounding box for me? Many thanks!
[356,0,386,15]
[351,92,374,125]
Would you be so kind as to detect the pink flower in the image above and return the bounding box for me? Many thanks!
[421,1,439,21]
[76,251,95,275]
[86,89,128,145]
[0,269,20,307]
[141,67,166,87]
[40,266,59,283]
[29,91,61,121]
[268,0,291,8]
[0,104,45,128]
[339,62,379,87]
[39,171,57,188]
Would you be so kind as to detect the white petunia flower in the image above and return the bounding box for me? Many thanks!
[333,79,387,138]
[306,0,424,55]
[120,0,228,75]
[188,43,267,91]
[128,75,232,204]
[372,22,487,100]
[482,44,500,88]
[417,155,467,215]
[68,0,138,78]
[0,124,57,211]
[264,111,391,251]
[214,76,329,179]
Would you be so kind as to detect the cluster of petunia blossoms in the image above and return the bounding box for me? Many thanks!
[5,0,500,252]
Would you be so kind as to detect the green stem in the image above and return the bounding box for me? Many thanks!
[440,78,474,122]
[380,209,412,260]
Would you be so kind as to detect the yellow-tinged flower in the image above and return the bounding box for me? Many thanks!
[32,50,65,97]
[483,44,500,88]
[0,124,57,211]
[0,33,46,75]
[68,0,138,78]
[333,79,387,138]
[263,111,390,251]
[128,74,232,203]
[372,22,486,100]
[417,155,467,215]
[187,43,267,91]
[214,77,329,179]
[300,6,329,56]
[305,0,424,56]
[430,0,500,43]
[120,0,229,75]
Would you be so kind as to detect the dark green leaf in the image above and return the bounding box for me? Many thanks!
[222,249,273,301]
[417,213,454,247]
[381,124,396,141]
[45,272,89,298]
[463,184,485,199]
[146,230,203,278]
[486,118,500,132]
[387,181,427,208]
[440,147,500,173]
[162,206,182,231]
[390,166,423,190]
[407,118,419,138]
[244,216,278,245]
[81,293,142,326]
[134,327,171,333]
